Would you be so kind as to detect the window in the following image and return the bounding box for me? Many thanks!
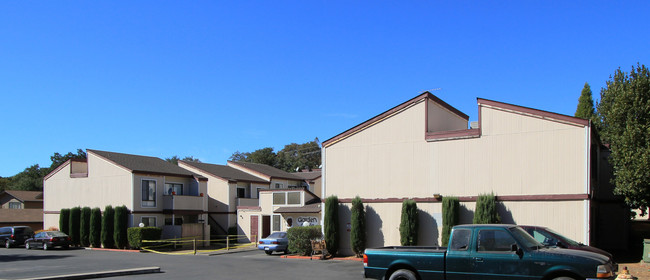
[237,187,246,198]
[449,229,471,251]
[142,180,156,207]
[273,193,286,204]
[477,230,517,252]
[142,217,156,227]
[287,192,300,205]
[272,215,281,231]
[8,202,21,209]
[165,183,183,195]
[275,183,283,189]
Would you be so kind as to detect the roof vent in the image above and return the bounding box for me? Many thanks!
[470,121,479,129]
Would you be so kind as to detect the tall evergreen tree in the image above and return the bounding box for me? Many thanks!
[80,207,91,247]
[575,82,598,125]
[399,199,419,246]
[324,195,340,256]
[113,205,129,249]
[69,207,81,246]
[350,196,366,257]
[59,208,70,235]
[473,193,501,224]
[90,207,102,248]
[441,196,460,246]
[101,205,115,248]
[597,64,650,212]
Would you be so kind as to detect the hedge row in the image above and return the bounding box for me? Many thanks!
[59,205,129,248]
[127,227,162,249]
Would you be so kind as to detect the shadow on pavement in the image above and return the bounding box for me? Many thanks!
[0,253,72,263]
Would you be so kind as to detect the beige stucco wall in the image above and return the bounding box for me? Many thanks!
[427,99,468,132]
[44,153,133,229]
[324,100,591,255]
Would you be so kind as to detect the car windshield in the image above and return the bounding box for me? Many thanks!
[48,231,68,237]
[509,226,544,250]
[266,232,286,239]
[545,228,580,246]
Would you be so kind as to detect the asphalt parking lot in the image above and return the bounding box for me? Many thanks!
[0,247,363,280]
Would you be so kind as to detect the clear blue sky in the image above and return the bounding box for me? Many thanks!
[1,1,649,177]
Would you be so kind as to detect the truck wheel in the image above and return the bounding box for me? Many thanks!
[389,269,417,280]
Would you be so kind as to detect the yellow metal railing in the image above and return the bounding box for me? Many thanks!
[140,235,257,255]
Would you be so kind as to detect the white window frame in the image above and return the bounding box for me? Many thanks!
[272,191,302,206]
[141,216,157,227]
[274,183,283,189]
[141,179,157,208]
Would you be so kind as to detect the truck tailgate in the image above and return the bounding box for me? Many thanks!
[364,247,446,280]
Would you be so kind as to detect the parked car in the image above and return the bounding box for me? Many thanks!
[520,225,614,259]
[0,226,34,248]
[363,224,616,280]
[258,231,288,255]
[25,231,71,250]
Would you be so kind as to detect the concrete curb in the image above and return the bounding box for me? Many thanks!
[21,266,161,280]
[85,247,141,253]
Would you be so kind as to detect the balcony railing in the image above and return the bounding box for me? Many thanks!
[237,198,259,207]
[163,195,205,212]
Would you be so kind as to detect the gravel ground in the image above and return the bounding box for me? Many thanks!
[617,261,650,279]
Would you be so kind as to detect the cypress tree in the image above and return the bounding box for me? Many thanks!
[101,205,115,248]
[69,207,81,246]
[80,207,91,247]
[575,82,598,125]
[90,207,102,248]
[59,208,70,235]
[441,196,460,246]
[350,196,366,257]
[399,199,419,246]
[114,205,129,249]
[324,195,339,256]
[473,193,501,224]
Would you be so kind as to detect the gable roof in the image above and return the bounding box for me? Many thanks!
[1,190,43,202]
[179,161,269,184]
[323,92,467,147]
[88,149,205,179]
[477,98,590,127]
[228,161,305,181]
[292,170,321,181]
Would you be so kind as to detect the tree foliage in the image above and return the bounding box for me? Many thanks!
[114,205,129,249]
[399,199,419,246]
[442,196,460,247]
[59,208,70,235]
[80,207,91,247]
[324,195,339,256]
[287,225,322,255]
[229,139,321,172]
[575,82,598,125]
[90,207,102,248]
[3,149,86,191]
[49,149,86,171]
[597,63,650,211]
[473,193,501,224]
[350,196,366,257]
[101,205,115,248]
[165,155,201,165]
[69,207,81,246]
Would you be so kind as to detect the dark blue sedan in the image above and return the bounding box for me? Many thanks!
[258,232,288,255]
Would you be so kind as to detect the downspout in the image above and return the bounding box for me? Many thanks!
[585,122,591,245]
[321,145,326,237]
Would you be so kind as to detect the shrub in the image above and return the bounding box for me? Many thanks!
[350,196,366,257]
[287,225,322,255]
[69,207,81,246]
[80,207,91,247]
[399,199,418,246]
[90,207,102,248]
[114,205,129,249]
[473,193,501,224]
[101,205,115,248]
[59,208,70,235]
[127,227,162,249]
[324,195,339,256]
[442,196,460,246]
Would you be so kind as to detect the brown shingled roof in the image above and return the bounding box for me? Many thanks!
[292,171,321,181]
[1,191,43,202]
[88,149,204,179]
[228,161,305,181]
[0,209,43,223]
[179,161,268,184]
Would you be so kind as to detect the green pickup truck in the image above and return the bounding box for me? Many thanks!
[363,224,615,280]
